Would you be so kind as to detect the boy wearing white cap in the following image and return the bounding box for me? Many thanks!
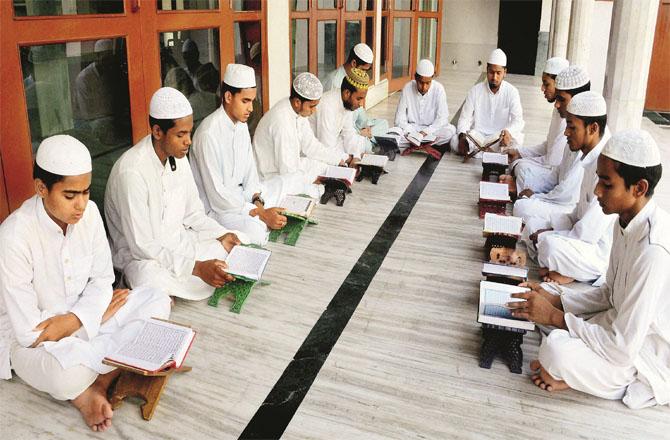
[253,72,348,189]
[507,129,670,409]
[106,87,244,301]
[0,135,171,431]
[452,48,525,155]
[190,64,287,245]
[526,92,614,285]
[501,57,569,194]
[394,59,456,146]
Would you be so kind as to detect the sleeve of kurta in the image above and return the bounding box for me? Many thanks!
[340,111,367,158]
[299,119,347,166]
[180,166,230,241]
[457,88,475,135]
[394,88,411,132]
[517,140,547,159]
[532,157,583,204]
[241,133,264,201]
[563,246,670,367]
[424,87,449,135]
[505,89,525,141]
[568,198,614,244]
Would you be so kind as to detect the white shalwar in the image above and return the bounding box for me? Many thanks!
[253,97,345,190]
[105,135,241,300]
[539,200,670,409]
[535,131,615,285]
[513,109,566,193]
[191,107,286,245]
[394,79,456,145]
[452,80,525,152]
[0,196,170,399]
[309,89,369,159]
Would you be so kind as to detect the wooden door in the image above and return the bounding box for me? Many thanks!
[645,0,670,112]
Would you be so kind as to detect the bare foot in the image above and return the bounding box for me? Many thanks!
[543,271,574,285]
[72,382,114,432]
[530,359,570,392]
[538,267,549,278]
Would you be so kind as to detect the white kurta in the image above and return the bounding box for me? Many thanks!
[539,200,670,409]
[309,89,368,159]
[105,135,238,300]
[191,106,282,245]
[0,196,170,397]
[72,62,115,121]
[453,80,525,152]
[394,79,456,145]
[535,131,615,285]
[513,110,566,193]
[253,97,345,186]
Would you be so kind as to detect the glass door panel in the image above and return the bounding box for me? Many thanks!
[418,0,438,11]
[13,0,123,16]
[318,0,337,9]
[290,0,309,11]
[417,17,438,64]
[346,0,362,10]
[380,15,388,76]
[344,20,362,59]
[234,20,264,134]
[393,0,411,10]
[291,19,310,77]
[157,0,219,11]
[392,17,411,78]
[231,0,261,11]
[317,20,338,80]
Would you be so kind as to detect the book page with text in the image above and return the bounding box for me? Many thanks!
[480,181,510,201]
[225,245,271,281]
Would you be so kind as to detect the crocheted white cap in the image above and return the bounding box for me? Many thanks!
[223,63,256,89]
[293,72,323,100]
[416,59,435,77]
[149,87,193,119]
[36,135,92,176]
[353,43,373,64]
[555,65,590,90]
[567,91,607,117]
[488,48,507,67]
[602,129,661,168]
[544,57,569,75]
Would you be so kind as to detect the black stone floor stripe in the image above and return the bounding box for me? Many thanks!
[238,152,445,440]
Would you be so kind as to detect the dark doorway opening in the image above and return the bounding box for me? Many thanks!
[497,0,542,75]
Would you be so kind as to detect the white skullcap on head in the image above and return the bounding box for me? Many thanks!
[36,135,92,176]
[544,57,569,75]
[416,59,435,77]
[567,91,607,117]
[293,72,323,100]
[149,87,193,119]
[556,65,590,90]
[602,129,661,168]
[353,43,374,64]
[94,39,113,53]
[223,63,256,89]
[488,48,507,67]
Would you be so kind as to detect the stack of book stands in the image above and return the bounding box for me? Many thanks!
[463,130,502,162]
[481,152,509,182]
[374,127,404,161]
[478,181,511,218]
[103,318,196,420]
[356,154,389,184]
[208,244,271,313]
[269,194,318,246]
[318,165,357,206]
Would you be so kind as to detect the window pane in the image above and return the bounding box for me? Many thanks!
[366,0,375,11]
[159,29,221,131]
[157,0,218,11]
[380,16,388,75]
[365,16,375,80]
[418,0,438,11]
[14,0,123,16]
[20,39,131,210]
[417,18,438,65]
[344,21,362,62]
[317,0,337,9]
[346,0,361,11]
[393,0,411,10]
[290,0,309,11]
[231,0,261,11]
[317,20,337,80]
[234,21,264,135]
[392,17,411,78]
[291,19,309,78]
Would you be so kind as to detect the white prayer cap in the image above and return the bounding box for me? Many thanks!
[94,39,113,53]
[488,48,507,67]
[293,72,323,100]
[555,65,590,90]
[602,129,661,168]
[149,87,193,119]
[223,63,256,89]
[544,57,569,75]
[353,43,374,64]
[567,91,607,117]
[36,135,92,176]
[416,59,435,77]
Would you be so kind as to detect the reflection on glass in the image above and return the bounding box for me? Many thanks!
[366,0,375,11]
[292,19,309,78]
[417,18,438,65]
[346,0,361,10]
[20,39,131,210]
[392,18,411,78]
[234,21,263,136]
[231,0,261,11]
[380,16,388,75]
[159,29,220,131]
[158,0,218,11]
[317,0,337,9]
[345,21,362,62]
[14,0,123,16]
[393,0,411,10]
[418,0,438,11]
[290,0,309,11]
[317,20,338,80]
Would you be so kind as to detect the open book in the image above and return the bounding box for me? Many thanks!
[359,154,389,169]
[483,213,522,236]
[318,165,357,186]
[482,152,509,166]
[479,181,511,201]
[478,281,534,331]
[375,127,405,146]
[407,131,437,147]
[225,245,271,281]
[279,194,316,218]
[482,262,528,281]
[467,131,501,150]
[104,318,196,374]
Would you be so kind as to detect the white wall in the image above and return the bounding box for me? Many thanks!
[266,0,291,108]
[587,1,612,94]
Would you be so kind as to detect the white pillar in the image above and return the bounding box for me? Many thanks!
[603,0,660,131]
[551,0,572,58]
[566,0,595,67]
[266,0,291,108]
[548,0,558,56]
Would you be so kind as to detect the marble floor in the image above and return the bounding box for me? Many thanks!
[1,70,669,440]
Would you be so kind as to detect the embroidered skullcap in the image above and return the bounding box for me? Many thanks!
[416,59,435,77]
[544,57,569,75]
[36,135,92,176]
[555,65,590,90]
[567,91,607,117]
[94,39,113,53]
[223,63,256,89]
[602,129,661,168]
[344,67,369,90]
[488,48,507,67]
[149,87,193,119]
[353,43,374,64]
[293,72,323,100]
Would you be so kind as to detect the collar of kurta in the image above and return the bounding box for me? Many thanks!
[580,127,611,168]
[36,196,72,236]
[143,135,171,173]
[617,199,656,241]
[485,80,505,95]
[220,105,239,129]
[283,97,300,121]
